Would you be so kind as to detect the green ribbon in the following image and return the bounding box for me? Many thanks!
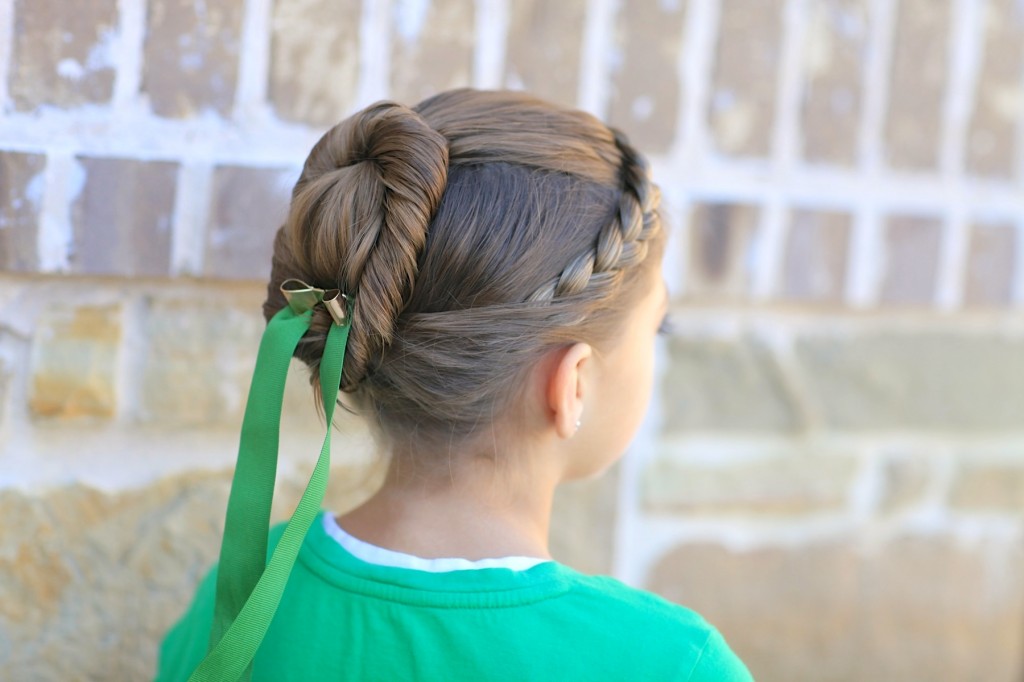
[189,302,350,681]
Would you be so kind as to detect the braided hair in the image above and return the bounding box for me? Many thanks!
[265,89,664,454]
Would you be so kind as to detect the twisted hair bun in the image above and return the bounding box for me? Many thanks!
[265,89,663,449]
[266,102,449,390]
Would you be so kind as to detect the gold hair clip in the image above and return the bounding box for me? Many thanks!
[280,278,349,326]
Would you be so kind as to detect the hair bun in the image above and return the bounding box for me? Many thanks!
[280,102,450,390]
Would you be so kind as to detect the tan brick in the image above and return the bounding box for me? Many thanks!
[878,450,931,514]
[0,152,47,272]
[964,221,1016,307]
[269,0,362,127]
[550,464,619,575]
[0,463,382,678]
[648,542,859,681]
[781,208,851,302]
[643,449,856,515]
[607,0,687,154]
[794,332,1024,431]
[800,0,870,165]
[138,292,265,426]
[70,157,177,277]
[686,202,760,300]
[966,0,1024,178]
[885,0,950,170]
[204,165,296,281]
[648,537,1024,682]
[661,335,801,433]
[390,0,474,105]
[857,537,1024,682]
[504,0,587,109]
[142,0,245,117]
[708,0,782,157]
[950,460,1024,512]
[9,0,117,110]
[879,214,941,306]
[29,304,121,419]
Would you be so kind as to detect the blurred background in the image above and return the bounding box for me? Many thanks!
[1,0,1023,679]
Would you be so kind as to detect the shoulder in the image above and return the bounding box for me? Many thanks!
[560,572,753,682]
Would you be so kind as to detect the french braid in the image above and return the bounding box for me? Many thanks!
[526,130,661,303]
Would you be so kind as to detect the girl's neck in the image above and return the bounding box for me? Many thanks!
[336,453,561,561]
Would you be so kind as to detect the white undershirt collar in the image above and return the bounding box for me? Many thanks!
[322,513,551,573]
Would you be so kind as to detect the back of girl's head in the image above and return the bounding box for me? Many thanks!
[264,88,663,457]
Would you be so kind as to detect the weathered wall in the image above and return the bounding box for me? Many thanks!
[1,1,1023,680]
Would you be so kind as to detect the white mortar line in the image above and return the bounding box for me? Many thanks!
[771,0,805,173]
[116,293,145,423]
[846,0,896,307]
[619,0,719,586]
[37,152,78,273]
[472,0,508,89]
[170,163,214,277]
[1012,216,1024,305]
[112,0,146,110]
[671,0,720,305]
[662,189,691,299]
[935,0,982,311]
[234,0,273,121]
[613,331,668,585]
[847,447,883,522]
[577,0,616,117]
[676,0,719,167]
[859,0,895,174]
[752,0,805,301]
[356,0,392,106]
[0,0,15,111]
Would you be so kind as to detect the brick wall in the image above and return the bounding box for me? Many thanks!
[2,0,1023,680]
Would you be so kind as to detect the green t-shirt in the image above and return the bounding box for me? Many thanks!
[156,513,752,681]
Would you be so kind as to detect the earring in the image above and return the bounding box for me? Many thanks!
[575,418,582,433]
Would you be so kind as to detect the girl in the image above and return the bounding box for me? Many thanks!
[156,89,752,681]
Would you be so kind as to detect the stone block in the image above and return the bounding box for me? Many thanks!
[799,0,870,166]
[781,208,851,303]
[708,0,782,157]
[138,292,265,426]
[607,0,687,154]
[504,0,587,109]
[390,0,474,105]
[648,541,859,681]
[0,152,47,273]
[794,332,1024,431]
[0,462,387,677]
[204,165,297,281]
[884,0,950,171]
[142,0,245,118]
[661,335,802,433]
[550,464,619,575]
[269,0,362,127]
[966,0,1024,179]
[950,460,1024,512]
[964,221,1016,307]
[685,202,761,300]
[642,448,857,515]
[647,537,1024,682]
[70,157,178,277]
[28,304,121,419]
[879,214,941,306]
[9,0,117,110]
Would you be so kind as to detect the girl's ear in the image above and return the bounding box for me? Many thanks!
[546,342,592,439]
